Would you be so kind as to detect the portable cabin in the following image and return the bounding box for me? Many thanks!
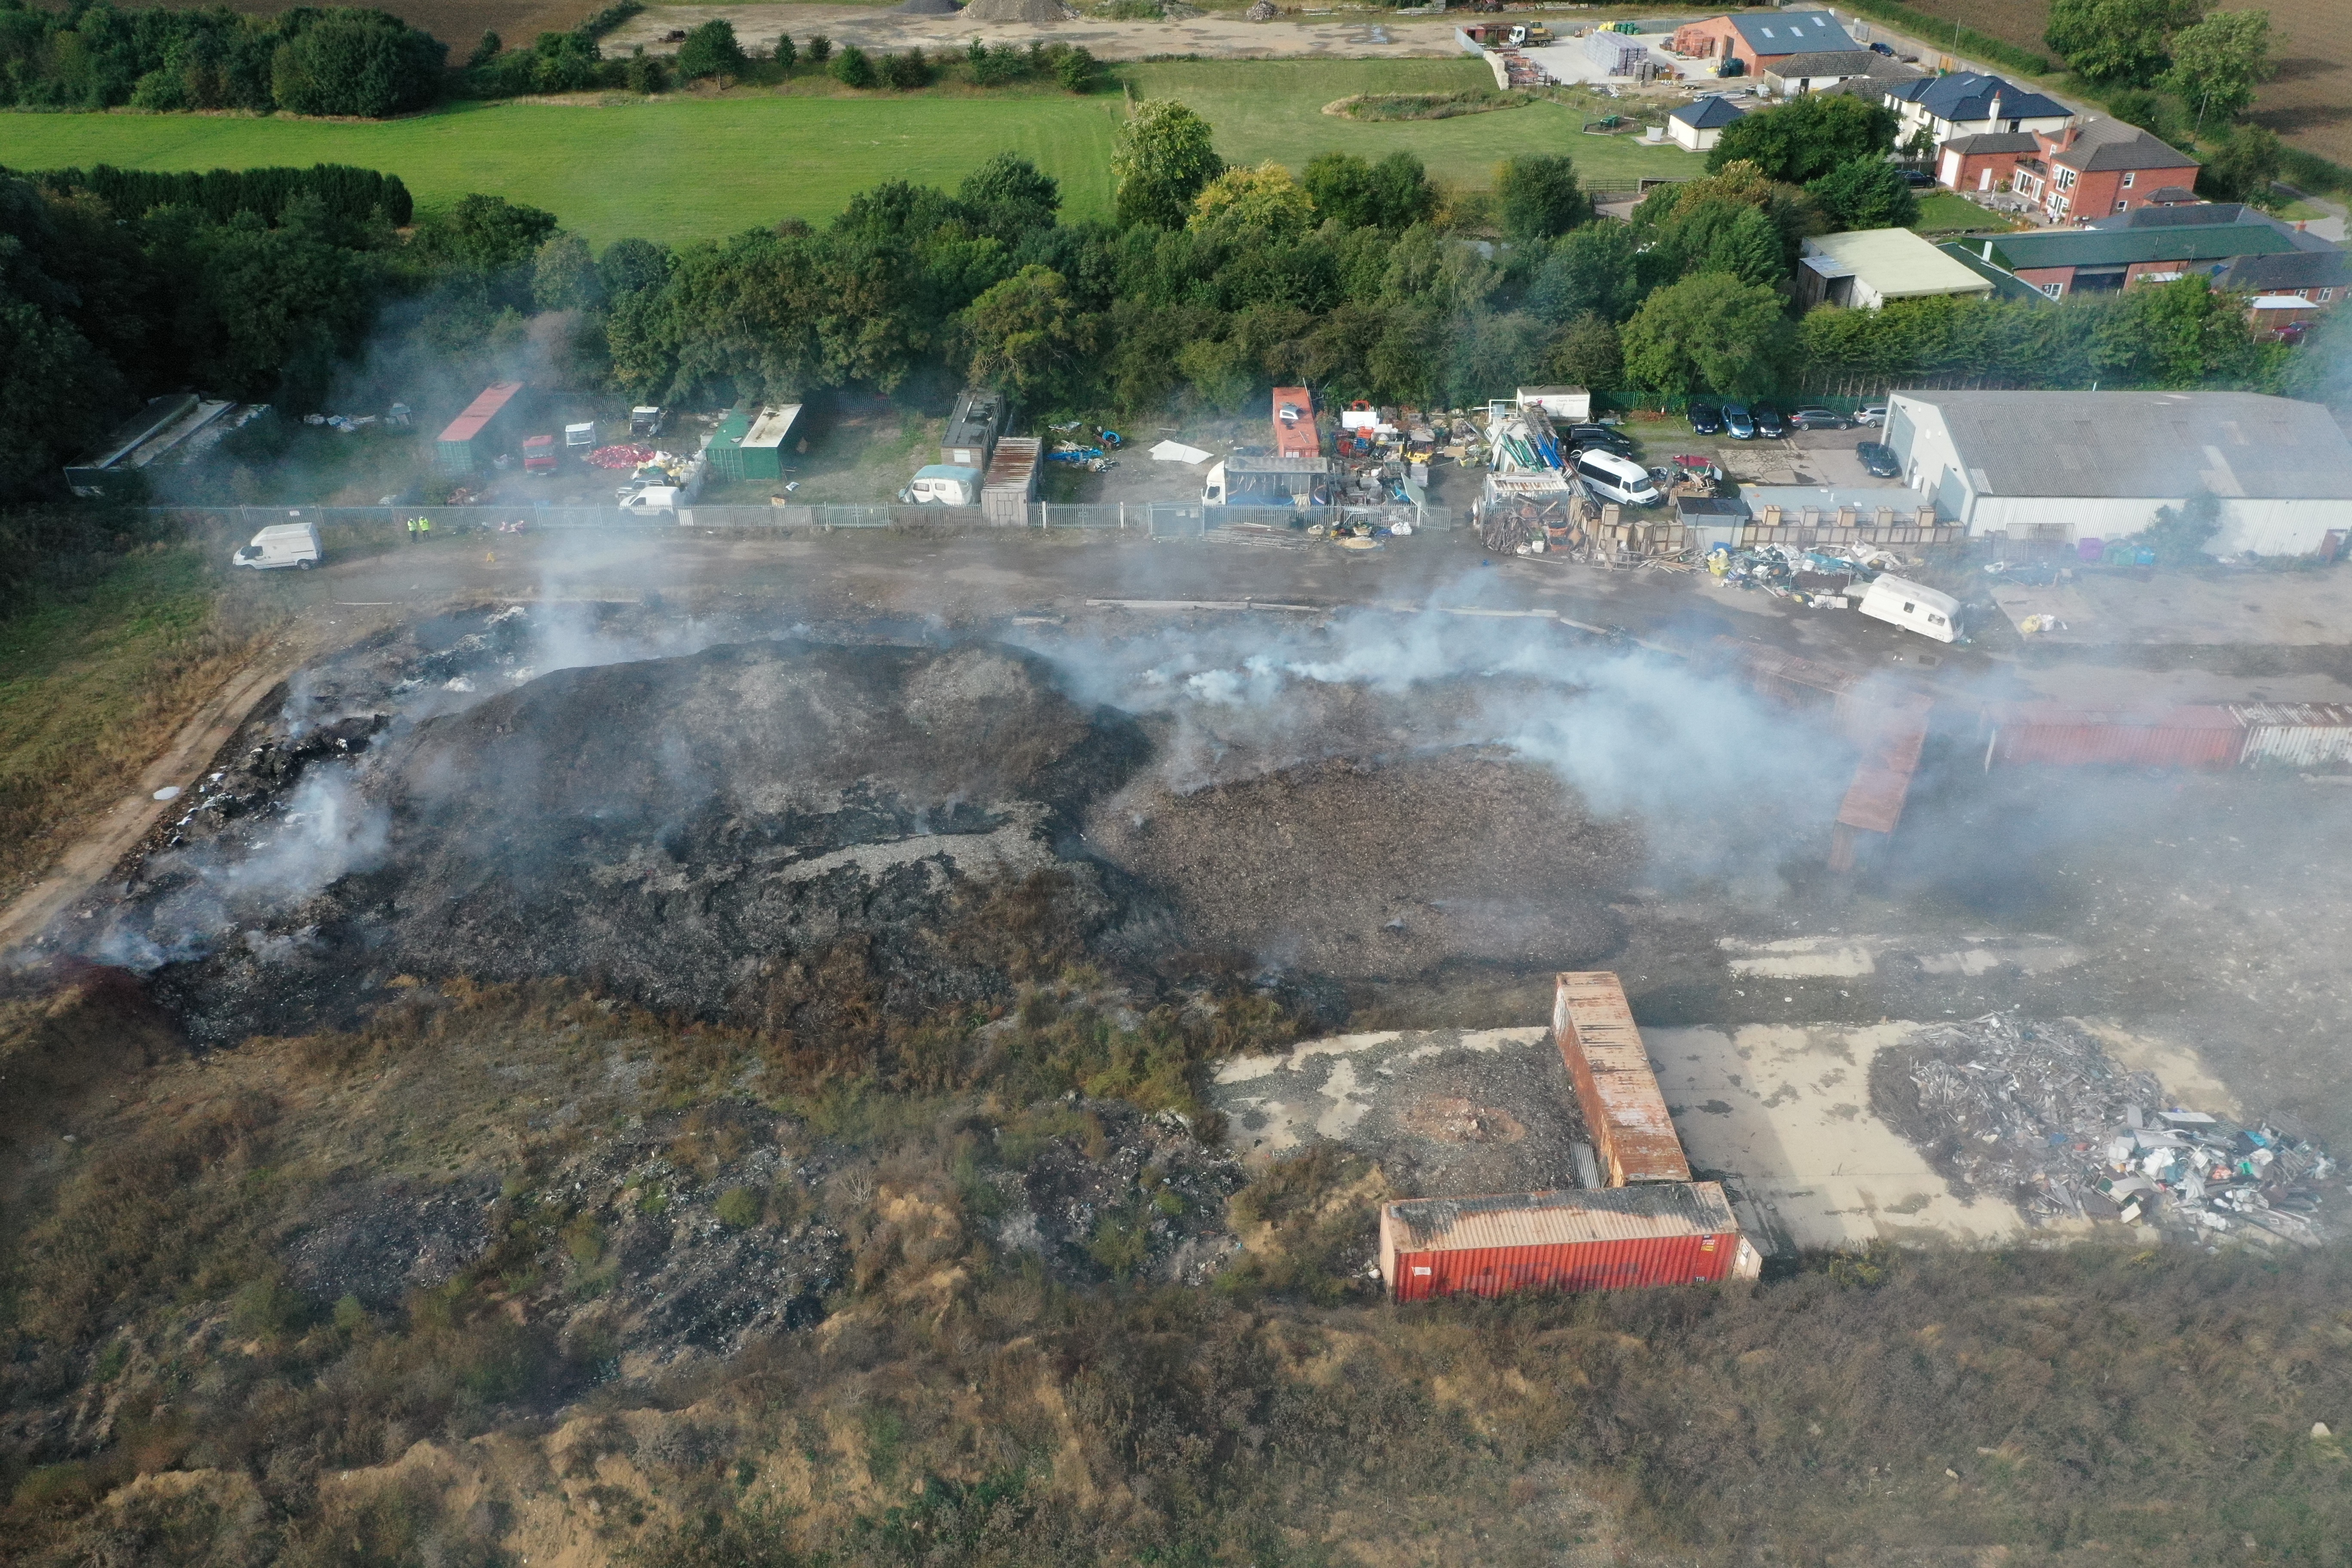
[707,404,800,482]
[942,388,1010,469]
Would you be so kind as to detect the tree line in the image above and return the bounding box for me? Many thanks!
[0,92,2318,502]
[0,0,444,116]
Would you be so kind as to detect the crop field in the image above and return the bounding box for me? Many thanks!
[0,60,1700,245]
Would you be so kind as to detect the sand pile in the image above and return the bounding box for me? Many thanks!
[961,0,1075,23]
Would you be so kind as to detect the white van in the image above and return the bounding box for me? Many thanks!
[233,521,321,570]
[619,486,687,518]
[1572,450,1662,508]
[1857,574,1962,643]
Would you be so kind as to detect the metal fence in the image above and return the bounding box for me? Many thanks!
[159,500,1455,540]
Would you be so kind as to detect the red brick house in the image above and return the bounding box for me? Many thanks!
[2006,119,2201,220]
[1937,131,2040,195]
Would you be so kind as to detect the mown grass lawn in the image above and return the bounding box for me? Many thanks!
[0,60,1699,245]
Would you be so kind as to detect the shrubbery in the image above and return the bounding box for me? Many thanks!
[0,2,445,116]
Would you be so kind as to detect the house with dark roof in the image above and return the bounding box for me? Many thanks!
[1669,10,1856,76]
[1886,72,2072,143]
[1756,48,1906,94]
[2212,250,2352,334]
[2086,201,2337,250]
[1883,390,2352,555]
[2008,119,2202,220]
[1667,93,1747,153]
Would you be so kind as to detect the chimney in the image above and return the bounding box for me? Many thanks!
[1988,91,2003,129]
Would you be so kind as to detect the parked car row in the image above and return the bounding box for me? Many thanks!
[1688,402,1888,438]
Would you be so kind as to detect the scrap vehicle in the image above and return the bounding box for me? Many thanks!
[523,434,558,475]
[1858,574,1963,643]
[902,464,983,505]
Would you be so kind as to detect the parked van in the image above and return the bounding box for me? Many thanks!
[900,464,981,505]
[1857,574,1962,643]
[618,486,687,518]
[1573,449,1663,507]
[233,520,321,570]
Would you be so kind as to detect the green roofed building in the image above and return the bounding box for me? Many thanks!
[706,404,801,483]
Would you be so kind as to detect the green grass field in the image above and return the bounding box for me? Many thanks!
[0,61,1701,245]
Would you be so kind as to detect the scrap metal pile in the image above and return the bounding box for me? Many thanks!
[1889,1014,2338,1246]
[1708,543,1904,607]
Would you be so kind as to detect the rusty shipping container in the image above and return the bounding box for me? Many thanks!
[2231,703,2352,769]
[1271,386,1320,459]
[1380,1184,1760,1302]
[1979,704,2245,770]
[1553,972,1690,1185]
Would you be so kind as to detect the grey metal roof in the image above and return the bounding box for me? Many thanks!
[2214,251,2352,291]
[2052,119,2202,173]
[1726,9,1854,54]
[1903,391,2352,501]
[1766,48,1878,77]
[1935,241,2055,304]
[1671,95,1748,129]
[2091,201,2253,230]
[1942,131,2040,155]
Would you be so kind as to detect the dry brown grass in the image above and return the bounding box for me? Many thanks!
[0,543,282,904]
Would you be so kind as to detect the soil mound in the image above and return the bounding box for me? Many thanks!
[140,641,1148,1042]
[961,0,1074,22]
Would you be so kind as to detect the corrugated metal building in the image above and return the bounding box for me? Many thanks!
[1380,1184,1760,1301]
[1553,972,1690,1186]
[434,382,528,475]
[2230,704,2352,768]
[981,436,1041,525]
[1980,704,2244,770]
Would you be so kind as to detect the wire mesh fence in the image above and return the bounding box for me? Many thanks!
[157,500,1456,542]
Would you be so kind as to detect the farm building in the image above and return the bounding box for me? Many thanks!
[434,382,528,476]
[1798,229,1997,309]
[707,404,801,483]
[1883,390,2352,556]
[1669,10,1854,74]
[1380,1184,1761,1302]
[1667,94,1746,151]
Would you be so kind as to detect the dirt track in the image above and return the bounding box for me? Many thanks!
[604,3,1467,59]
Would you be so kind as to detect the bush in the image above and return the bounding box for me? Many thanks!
[807,34,833,64]
[1055,45,1100,93]
[624,49,667,94]
[774,33,797,69]
[832,45,875,88]
[879,48,933,89]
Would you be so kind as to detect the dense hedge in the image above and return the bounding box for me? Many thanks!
[12,163,414,229]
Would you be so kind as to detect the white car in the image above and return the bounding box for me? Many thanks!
[1855,404,1889,427]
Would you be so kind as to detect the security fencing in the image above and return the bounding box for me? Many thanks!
[159,500,1455,541]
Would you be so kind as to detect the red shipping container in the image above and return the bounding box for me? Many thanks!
[1553,972,1690,1185]
[1380,1184,1759,1302]
[1981,704,2244,770]
[1271,386,1320,459]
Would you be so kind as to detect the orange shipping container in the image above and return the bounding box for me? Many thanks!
[1380,1184,1758,1302]
[1272,387,1320,459]
[1554,972,1690,1185]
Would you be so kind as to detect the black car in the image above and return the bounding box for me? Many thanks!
[1856,440,1901,478]
[1563,423,1638,457]
[1751,403,1787,439]
[1898,168,1937,187]
[1788,407,1851,431]
[1689,402,1723,435]
[1869,40,1895,54]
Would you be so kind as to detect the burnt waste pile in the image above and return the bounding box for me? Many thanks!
[90,615,1164,1043]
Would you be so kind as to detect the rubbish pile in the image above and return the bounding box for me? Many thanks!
[1881,1014,2338,1246]
[1708,543,1904,607]
[1048,423,1121,471]
[588,444,658,469]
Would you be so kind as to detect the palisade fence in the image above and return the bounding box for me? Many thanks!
[159,500,1455,541]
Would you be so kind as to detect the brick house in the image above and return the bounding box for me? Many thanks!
[1967,223,2308,298]
[1938,131,2040,194]
[1669,10,1856,75]
[2006,119,2202,220]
